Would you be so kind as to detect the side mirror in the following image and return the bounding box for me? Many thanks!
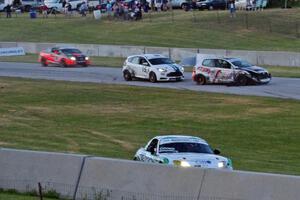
[213,149,221,155]
[142,62,149,66]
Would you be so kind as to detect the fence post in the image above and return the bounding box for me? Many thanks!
[38,182,43,200]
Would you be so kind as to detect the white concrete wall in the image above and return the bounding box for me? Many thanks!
[1,148,300,200]
[0,148,85,197]
[0,42,299,67]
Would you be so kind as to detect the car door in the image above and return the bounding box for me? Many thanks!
[214,59,234,83]
[139,57,151,78]
[129,56,141,77]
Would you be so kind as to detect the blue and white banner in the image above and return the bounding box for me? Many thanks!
[0,47,25,57]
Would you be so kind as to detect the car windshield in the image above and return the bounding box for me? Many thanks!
[232,60,253,68]
[159,142,213,154]
[148,58,175,65]
[61,49,82,54]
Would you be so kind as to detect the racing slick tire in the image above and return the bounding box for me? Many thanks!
[195,74,206,85]
[60,59,68,68]
[149,72,157,83]
[41,58,48,67]
[236,75,248,86]
[123,70,132,81]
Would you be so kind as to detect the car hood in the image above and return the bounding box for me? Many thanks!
[238,66,268,73]
[154,64,183,72]
[160,153,231,169]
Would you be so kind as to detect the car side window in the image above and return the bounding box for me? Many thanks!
[131,57,140,64]
[202,59,215,68]
[217,59,232,69]
[139,57,149,66]
[146,139,158,154]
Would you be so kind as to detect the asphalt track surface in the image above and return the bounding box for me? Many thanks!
[0,62,300,100]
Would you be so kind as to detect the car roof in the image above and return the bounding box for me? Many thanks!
[154,135,208,145]
[128,54,167,60]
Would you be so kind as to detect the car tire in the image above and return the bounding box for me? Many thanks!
[181,3,187,10]
[123,70,132,81]
[149,72,157,83]
[41,58,48,67]
[209,5,214,10]
[236,75,248,86]
[60,59,68,68]
[196,74,206,85]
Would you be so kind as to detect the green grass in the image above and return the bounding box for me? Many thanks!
[0,190,58,200]
[0,9,299,51]
[1,54,299,78]
[0,77,299,175]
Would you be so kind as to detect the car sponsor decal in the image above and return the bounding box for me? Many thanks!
[160,137,206,145]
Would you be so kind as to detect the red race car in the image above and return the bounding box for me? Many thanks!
[39,47,91,67]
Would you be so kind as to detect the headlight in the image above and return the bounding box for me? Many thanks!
[70,57,76,61]
[217,161,226,168]
[180,161,191,167]
[158,68,167,72]
[180,67,184,72]
[85,56,89,60]
[173,160,191,167]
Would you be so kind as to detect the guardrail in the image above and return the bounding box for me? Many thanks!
[0,42,300,67]
[1,148,300,200]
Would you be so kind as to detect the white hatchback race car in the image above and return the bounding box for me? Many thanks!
[134,135,233,170]
[122,54,184,83]
[192,54,271,86]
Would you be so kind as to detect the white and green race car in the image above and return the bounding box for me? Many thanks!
[134,135,233,170]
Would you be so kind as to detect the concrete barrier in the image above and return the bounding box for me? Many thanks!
[0,148,85,198]
[76,157,205,199]
[1,148,300,200]
[200,169,300,200]
[0,42,299,67]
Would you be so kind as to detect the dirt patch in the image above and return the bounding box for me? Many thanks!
[0,141,10,146]
[247,107,283,115]
[216,97,258,106]
[66,138,80,153]
[83,129,134,151]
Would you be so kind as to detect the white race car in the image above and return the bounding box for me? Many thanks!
[134,135,233,170]
[122,54,184,83]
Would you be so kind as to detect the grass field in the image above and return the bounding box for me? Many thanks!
[0,9,299,51]
[0,77,299,175]
[1,54,300,78]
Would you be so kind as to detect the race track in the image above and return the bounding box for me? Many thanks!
[1,62,300,100]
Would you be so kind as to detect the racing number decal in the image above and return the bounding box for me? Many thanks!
[142,67,149,73]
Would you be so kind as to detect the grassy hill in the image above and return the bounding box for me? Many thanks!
[0,8,299,51]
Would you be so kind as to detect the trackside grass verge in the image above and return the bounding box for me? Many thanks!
[0,54,299,78]
[0,9,299,51]
[0,77,299,175]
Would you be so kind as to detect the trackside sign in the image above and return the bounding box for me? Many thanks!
[0,47,25,57]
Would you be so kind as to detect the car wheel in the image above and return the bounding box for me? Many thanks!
[209,5,214,10]
[236,75,248,86]
[60,59,68,68]
[123,70,132,81]
[181,3,187,10]
[41,58,48,67]
[149,72,157,83]
[196,74,206,85]
[133,157,139,161]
